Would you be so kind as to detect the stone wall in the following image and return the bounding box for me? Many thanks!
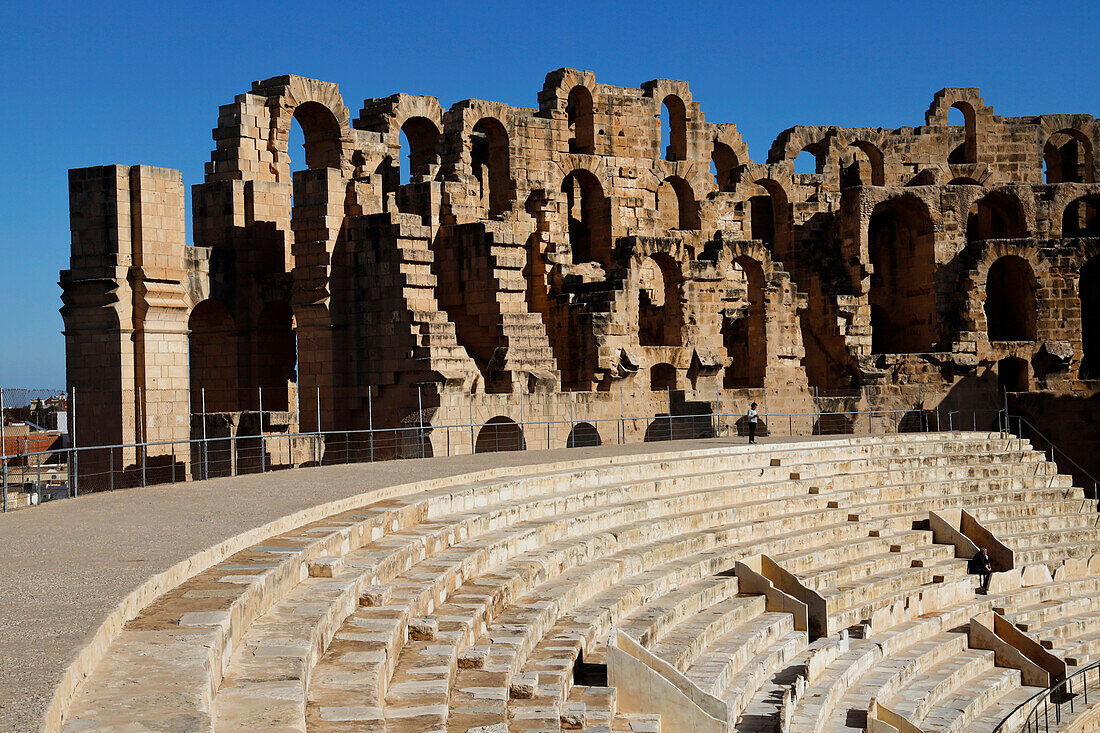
[60,70,1100,473]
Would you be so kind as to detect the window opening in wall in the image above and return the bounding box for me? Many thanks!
[1063,196,1100,237]
[947,103,976,164]
[661,95,687,161]
[967,193,1026,243]
[722,258,766,388]
[793,148,818,175]
[638,255,683,347]
[985,256,1036,341]
[997,356,1029,393]
[471,117,511,217]
[650,363,677,390]
[1045,129,1093,184]
[567,86,595,155]
[868,197,938,354]
[712,142,738,191]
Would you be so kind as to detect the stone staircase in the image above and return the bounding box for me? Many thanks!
[55,433,1100,733]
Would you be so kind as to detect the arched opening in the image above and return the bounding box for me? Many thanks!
[566,422,601,448]
[399,116,441,184]
[723,258,767,388]
[793,147,820,175]
[289,102,343,171]
[638,254,683,347]
[985,256,1037,341]
[656,176,700,231]
[947,102,977,164]
[997,356,1029,393]
[966,192,1028,243]
[1081,257,1100,379]
[475,416,525,453]
[661,95,687,162]
[567,86,595,155]
[842,142,885,187]
[750,179,791,260]
[188,300,238,413]
[712,142,738,192]
[471,117,512,218]
[868,196,938,353]
[948,177,981,186]
[256,301,297,412]
[1063,195,1100,237]
[561,169,612,266]
[1044,129,1093,184]
[650,363,677,391]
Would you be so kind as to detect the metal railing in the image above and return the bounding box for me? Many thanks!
[1005,414,1100,510]
[995,660,1100,732]
[0,402,1022,512]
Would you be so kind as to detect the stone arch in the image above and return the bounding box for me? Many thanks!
[650,362,678,390]
[867,195,938,353]
[638,253,683,347]
[567,85,596,155]
[965,190,1029,243]
[566,422,601,448]
[1081,256,1100,379]
[475,416,526,453]
[471,116,512,217]
[1044,128,1094,184]
[661,94,688,162]
[1063,195,1100,237]
[560,167,613,267]
[712,141,739,192]
[188,299,238,413]
[843,140,885,187]
[749,178,792,261]
[722,255,767,388]
[241,75,355,184]
[288,101,344,172]
[400,116,442,182]
[255,300,297,412]
[947,101,978,164]
[985,255,1038,341]
[656,175,700,231]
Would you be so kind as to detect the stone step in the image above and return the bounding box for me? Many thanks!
[887,648,996,722]
[915,665,1022,732]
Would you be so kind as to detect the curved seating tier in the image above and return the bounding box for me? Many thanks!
[55,433,1100,733]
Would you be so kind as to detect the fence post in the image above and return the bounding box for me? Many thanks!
[316,386,322,465]
[469,393,475,455]
[109,448,114,492]
[569,392,575,448]
[667,386,673,441]
[368,386,375,462]
[71,387,78,498]
[417,384,424,459]
[619,386,625,444]
[258,386,266,473]
[715,382,721,438]
[201,388,209,481]
[1,387,6,512]
[139,387,146,488]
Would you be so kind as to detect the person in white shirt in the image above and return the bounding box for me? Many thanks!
[747,402,759,444]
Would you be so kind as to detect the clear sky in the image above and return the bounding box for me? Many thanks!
[1,0,1097,387]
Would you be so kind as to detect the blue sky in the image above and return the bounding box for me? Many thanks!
[1,0,1097,386]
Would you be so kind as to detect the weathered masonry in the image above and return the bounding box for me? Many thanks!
[61,70,1100,477]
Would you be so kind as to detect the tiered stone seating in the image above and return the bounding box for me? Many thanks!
[55,433,1100,733]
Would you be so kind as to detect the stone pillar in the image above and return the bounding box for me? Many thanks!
[61,165,190,486]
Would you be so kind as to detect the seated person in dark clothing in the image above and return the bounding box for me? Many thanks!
[968,548,993,592]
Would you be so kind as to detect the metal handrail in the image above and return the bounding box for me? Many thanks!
[1008,414,1100,509]
[0,405,1010,510]
[994,659,1100,732]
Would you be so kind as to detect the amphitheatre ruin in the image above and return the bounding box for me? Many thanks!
[13,68,1100,731]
